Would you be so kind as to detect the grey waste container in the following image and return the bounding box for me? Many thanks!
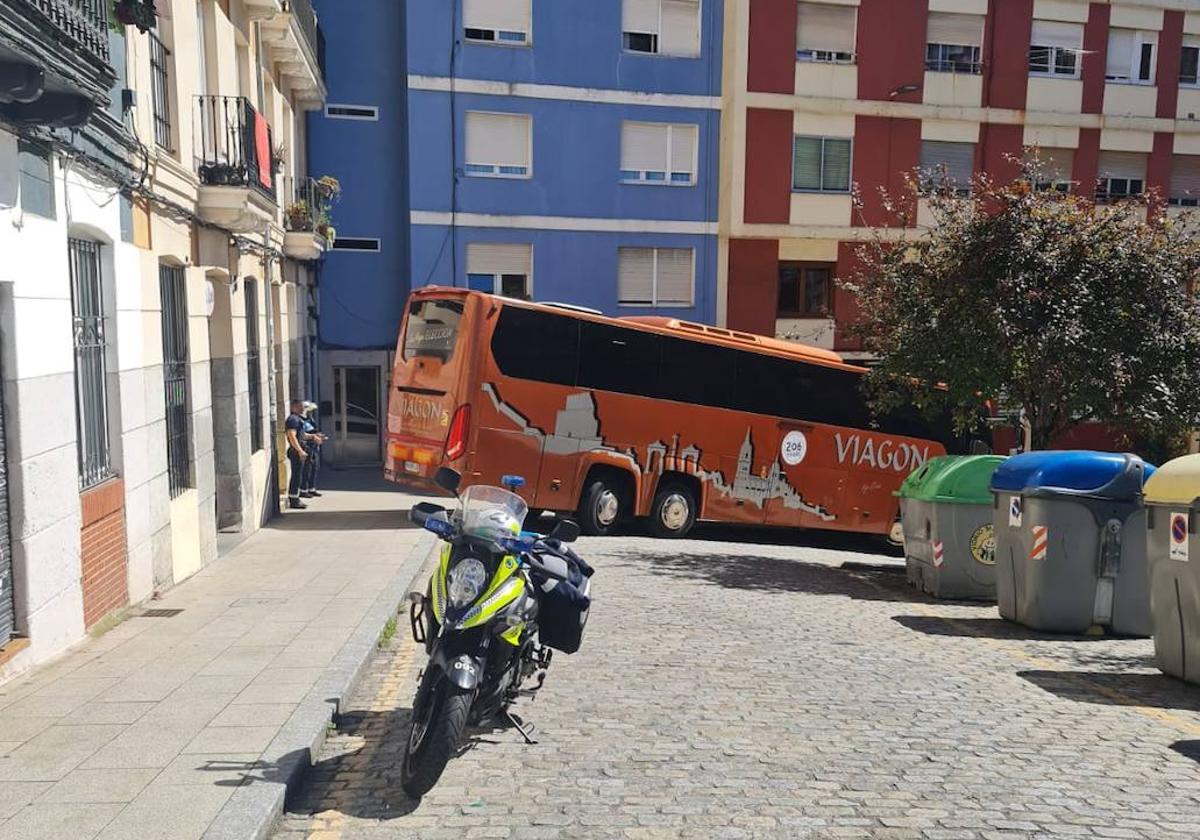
[990,451,1154,635]
[898,455,1006,600]
[1144,455,1200,682]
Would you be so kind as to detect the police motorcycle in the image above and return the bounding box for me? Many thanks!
[402,467,593,798]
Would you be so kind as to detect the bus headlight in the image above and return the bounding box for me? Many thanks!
[447,558,488,607]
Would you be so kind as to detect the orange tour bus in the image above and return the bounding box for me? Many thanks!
[385,287,978,539]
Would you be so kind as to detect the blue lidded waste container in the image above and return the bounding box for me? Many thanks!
[989,451,1155,635]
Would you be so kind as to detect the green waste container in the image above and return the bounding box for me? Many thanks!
[898,455,1006,600]
[1144,455,1200,682]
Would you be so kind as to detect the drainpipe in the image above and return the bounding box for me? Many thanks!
[261,229,280,516]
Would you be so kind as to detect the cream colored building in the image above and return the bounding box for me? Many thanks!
[0,0,326,679]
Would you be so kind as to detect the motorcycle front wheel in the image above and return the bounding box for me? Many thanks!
[400,680,472,798]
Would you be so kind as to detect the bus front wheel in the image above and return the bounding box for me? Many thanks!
[649,482,696,539]
[579,478,625,536]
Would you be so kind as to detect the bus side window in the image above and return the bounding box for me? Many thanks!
[659,338,737,410]
[491,306,580,386]
[578,322,661,397]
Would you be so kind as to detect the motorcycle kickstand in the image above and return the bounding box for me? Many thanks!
[504,710,538,745]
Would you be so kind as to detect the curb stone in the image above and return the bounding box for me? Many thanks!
[202,530,438,840]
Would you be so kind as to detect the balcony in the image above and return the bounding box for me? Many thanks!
[194,95,278,232]
[243,0,326,110]
[0,0,117,126]
[282,175,337,260]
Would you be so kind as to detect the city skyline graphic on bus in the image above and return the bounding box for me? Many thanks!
[481,383,835,521]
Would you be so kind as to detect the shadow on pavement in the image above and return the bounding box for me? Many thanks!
[614,549,937,604]
[892,615,1117,642]
[1017,669,1200,712]
[267,509,419,532]
[1171,741,1200,764]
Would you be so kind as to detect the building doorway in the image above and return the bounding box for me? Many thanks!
[332,366,382,464]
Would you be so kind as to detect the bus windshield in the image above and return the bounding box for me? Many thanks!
[403,299,463,362]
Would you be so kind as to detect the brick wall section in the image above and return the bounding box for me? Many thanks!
[726,238,780,336]
[983,0,1033,110]
[747,0,797,94]
[1157,10,1185,119]
[856,0,926,103]
[80,478,129,629]
[1072,128,1102,201]
[1081,4,1111,115]
[744,108,794,224]
[1147,131,1174,217]
[852,116,921,227]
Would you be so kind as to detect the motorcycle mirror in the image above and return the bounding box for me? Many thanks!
[549,518,581,543]
[433,467,462,495]
[410,501,447,526]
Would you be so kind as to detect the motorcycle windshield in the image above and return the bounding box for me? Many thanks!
[458,486,529,542]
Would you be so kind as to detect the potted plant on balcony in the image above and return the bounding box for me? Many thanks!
[315,175,341,202]
[112,0,157,32]
[314,220,336,248]
[285,201,313,232]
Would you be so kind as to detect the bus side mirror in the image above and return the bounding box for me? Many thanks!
[434,467,461,494]
[550,519,580,543]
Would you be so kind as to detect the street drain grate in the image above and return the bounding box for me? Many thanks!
[139,608,184,618]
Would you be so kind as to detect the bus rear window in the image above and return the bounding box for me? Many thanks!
[403,299,464,362]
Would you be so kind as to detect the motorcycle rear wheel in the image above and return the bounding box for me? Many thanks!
[401,682,472,798]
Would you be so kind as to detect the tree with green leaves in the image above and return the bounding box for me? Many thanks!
[842,157,1200,454]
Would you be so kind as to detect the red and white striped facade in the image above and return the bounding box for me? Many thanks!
[718,0,1200,357]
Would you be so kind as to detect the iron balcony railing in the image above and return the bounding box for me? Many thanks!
[194,95,277,202]
[23,0,110,64]
[284,0,320,71]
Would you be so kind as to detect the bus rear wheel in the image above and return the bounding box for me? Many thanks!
[649,482,696,539]
[579,478,625,536]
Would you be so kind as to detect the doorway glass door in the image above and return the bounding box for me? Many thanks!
[333,366,382,464]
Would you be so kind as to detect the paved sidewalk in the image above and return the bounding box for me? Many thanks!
[0,470,435,840]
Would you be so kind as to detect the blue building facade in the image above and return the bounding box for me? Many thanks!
[308,0,411,352]
[408,0,723,322]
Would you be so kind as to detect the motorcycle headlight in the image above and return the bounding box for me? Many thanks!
[447,558,488,607]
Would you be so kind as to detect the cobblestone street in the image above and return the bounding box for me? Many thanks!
[274,531,1200,840]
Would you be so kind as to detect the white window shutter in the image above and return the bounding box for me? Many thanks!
[463,0,530,33]
[655,248,694,306]
[465,112,530,169]
[623,0,659,34]
[796,3,856,54]
[926,12,982,47]
[1030,20,1082,49]
[1098,151,1145,181]
[659,0,700,57]
[1107,28,1135,78]
[1171,155,1200,199]
[621,122,669,172]
[921,140,975,184]
[1041,148,1074,181]
[669,124,697,175]
[619,248,656,304]
[467,243,532,277]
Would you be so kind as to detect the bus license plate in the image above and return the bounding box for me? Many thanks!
[404,460,422,475]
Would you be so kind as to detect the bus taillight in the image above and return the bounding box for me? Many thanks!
[444,405,470,461]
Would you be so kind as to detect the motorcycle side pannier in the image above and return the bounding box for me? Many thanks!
[536,558,591,654]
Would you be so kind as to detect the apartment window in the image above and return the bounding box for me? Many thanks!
[1170,155,1200,206]
[1182,43,1200,85]
[622,0,701,58]
[920,140,975,194]
[244,279,263,452]
[1030,148,1074,193]
[925,12,983,74]
[1029,20,1082,77]
[159,264,192,498]
[1095,151,1146,203]
[792,136,851,192]
[69,238,113,489]
[463,0,530,44]
[1106,28,1156,84]
[467,243,532,299]
[464,111,531,178]
[620,122,697,185]
[778,262,832,318]
[618,247,694,307]
[17,141,54,219]
[795,2,856,64]
[149,29,173,150]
